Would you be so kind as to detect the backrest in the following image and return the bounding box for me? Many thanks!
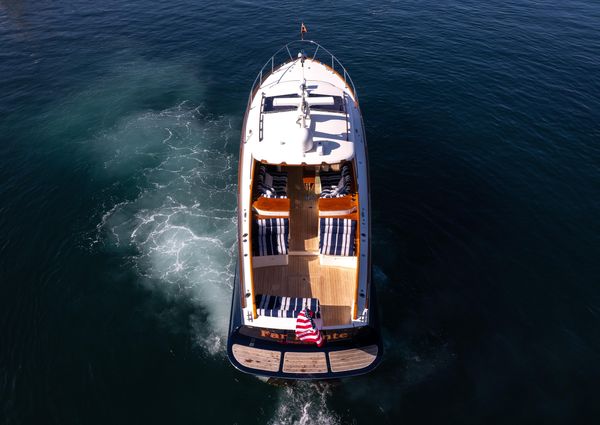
[319,162,354,198]
[254,164,288,198]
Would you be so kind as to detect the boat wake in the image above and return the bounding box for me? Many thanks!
[94,100,238,356]
[92,100,345,421]
[269,382,340,425]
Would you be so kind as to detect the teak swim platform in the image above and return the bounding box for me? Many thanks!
[227,39,382,380]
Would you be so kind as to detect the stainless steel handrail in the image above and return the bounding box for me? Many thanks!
[247,40,358,107]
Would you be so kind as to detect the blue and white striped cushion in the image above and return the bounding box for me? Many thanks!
[319,163,352,198]
[319,218,357,256]
[255,165,288,198]
[256,294,320,318]
[252,218,289,256]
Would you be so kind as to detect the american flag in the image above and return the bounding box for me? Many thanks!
[295,308,324,347]
[300,22,308,40]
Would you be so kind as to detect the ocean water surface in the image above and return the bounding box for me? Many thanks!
[1,0,599,423]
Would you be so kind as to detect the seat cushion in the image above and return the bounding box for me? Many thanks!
[256,294,320,318]
[319,218,357,256]
[255,165,288,198]
[252,218,289,256]
[319,163,352,198]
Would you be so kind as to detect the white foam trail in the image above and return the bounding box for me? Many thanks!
[95,101,237,355]
[269,383,340,425]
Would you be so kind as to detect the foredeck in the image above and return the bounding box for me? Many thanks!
[253,166,356,327]
[244,56,358,166]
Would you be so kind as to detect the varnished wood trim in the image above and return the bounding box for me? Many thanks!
[319,59,358,102]
[319,212,359,221]
[255,214,291,220]
[249,161,257,319]
[353,160,361,320]
[237,100,250,309]
[253,197,291,214]
[317,195,357,213]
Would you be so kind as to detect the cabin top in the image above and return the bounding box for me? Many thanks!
[244,57,359,165]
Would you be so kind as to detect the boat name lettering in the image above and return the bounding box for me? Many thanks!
[259,329,350,341]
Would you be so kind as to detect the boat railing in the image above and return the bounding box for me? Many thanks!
[248,40,358,105]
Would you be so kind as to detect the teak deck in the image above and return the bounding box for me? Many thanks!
[328,345,379,372]
[231,345,281,372]
[231,344,379,375]
[253,166,357,327]
[283,352,328,374]
[254,256,355,326]
[289,166,319,252]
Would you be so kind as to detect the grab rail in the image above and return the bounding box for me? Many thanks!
[247,40,358,106]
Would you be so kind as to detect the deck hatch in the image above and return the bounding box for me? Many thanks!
[263,93,345,113]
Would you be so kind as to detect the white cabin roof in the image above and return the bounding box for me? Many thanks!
[244,58,359,165]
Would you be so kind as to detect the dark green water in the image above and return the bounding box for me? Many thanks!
[1,0,599,423]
